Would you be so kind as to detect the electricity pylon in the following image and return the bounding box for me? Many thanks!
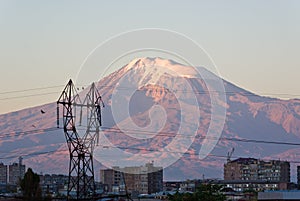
[57,79,104,200]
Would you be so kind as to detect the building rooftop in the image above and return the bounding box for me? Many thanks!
[258,191,300,200]
[229,158,258,164]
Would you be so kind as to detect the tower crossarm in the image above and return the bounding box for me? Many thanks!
[57,79,103,200]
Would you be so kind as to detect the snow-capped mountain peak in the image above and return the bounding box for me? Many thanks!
[2,57,300,180]
[124,57,199,81]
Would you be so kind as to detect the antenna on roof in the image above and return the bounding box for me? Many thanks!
[227,147,235,162]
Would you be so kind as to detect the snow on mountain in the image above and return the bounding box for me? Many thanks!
[1,57,300,181]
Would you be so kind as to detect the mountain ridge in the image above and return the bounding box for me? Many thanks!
[0,57,300,181]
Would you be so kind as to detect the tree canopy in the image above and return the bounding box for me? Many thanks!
[20,168,42,201]
[168,184,226,201]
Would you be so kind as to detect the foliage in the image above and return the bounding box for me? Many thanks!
[20,168,42,201]
[194,184,226,201]
[169,191,195,201]
[168,184,226,201]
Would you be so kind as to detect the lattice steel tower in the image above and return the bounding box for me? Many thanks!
[57,79,103,200]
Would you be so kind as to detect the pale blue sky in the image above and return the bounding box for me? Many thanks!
[0,0,299,114]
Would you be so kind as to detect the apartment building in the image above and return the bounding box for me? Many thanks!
[8,157,25,185]
[224,158,290,182]
[100,162,163,194]
[0,163,7,184]
[100,167,122,192]
[224,158,290,191]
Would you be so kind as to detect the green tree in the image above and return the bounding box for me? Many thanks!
[194,184,226,201]
[20,168,42,201]
[168,184,226,201]
[168,191,197,201]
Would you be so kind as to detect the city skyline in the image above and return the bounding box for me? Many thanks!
[1,2,300,200]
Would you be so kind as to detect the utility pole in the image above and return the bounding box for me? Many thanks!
[57,79,104,200]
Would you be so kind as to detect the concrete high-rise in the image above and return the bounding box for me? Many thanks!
[8,157,25,185]
[0,163,7,184]
[224,158,290,182]
[100,168,121,192]
[100,162,163,194]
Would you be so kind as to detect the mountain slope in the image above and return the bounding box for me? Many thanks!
[1,57,300,181]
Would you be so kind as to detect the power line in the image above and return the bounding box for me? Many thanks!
[1,128,300,165]
[0,85,65,95]
[0,147,66,160]
[0,124,299,148]
[2,141,299,165]
[0,91,59,101]
[82,144,300,164]
[0,83,300,102]
[0,84,84,101]
[99,126,300,147]
[97,84,300,98]
[0,127,59,140]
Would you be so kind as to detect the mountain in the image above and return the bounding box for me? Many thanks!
[1,57,300,181]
